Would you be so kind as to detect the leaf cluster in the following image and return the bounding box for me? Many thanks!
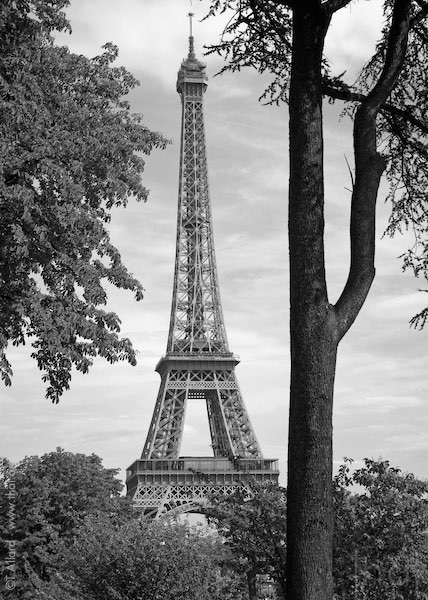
[206,461,428,599]
[0,0,168,400]
[41,515,246,600]
[205,480,287,595]
[333,458,428,599]
[0,449,136,598]
[0,448,246,600]
[203,0,292,103]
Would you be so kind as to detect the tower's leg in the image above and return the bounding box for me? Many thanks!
[207,371,262,458]
[142,374,187,459]
[142,367,262,461]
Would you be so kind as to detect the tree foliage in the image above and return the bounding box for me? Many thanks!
[333,458,428,599]
[38,514,246,600]
[207,461,428,600]
[0,0,167,401]
[206,481,286,599]
[0,449,135,598]
[0,449,246,600]
[2,450,426,600]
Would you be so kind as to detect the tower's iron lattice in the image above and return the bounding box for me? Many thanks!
[126,17,279,517]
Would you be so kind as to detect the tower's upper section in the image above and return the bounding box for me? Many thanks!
[166,15,230,356]
[176,13,207,96]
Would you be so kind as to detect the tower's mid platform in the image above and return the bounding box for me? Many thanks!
[126,457,279,517]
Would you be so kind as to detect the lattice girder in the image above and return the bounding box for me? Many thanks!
[141,356,263,460]
[167,70,228,354]
[133,483,241,518]
[127,456,279,519]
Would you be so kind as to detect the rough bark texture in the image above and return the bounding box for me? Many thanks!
[286,5,335,600]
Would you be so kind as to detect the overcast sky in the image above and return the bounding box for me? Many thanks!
[2,0,427,487]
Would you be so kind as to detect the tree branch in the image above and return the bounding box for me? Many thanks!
[259,0,295,8]
[322,81,428,135]
[414,23,428,43]
[414,0,428,10]
[334,0,413,339]
[321,0,352,15]
[364,1,412,114]
[410,4,428,29]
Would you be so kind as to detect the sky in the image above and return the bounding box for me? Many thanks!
[1,0,427,488]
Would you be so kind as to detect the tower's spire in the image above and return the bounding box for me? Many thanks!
[188,12,195,59]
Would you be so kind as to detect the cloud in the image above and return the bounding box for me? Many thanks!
[2,1,427,491]
[325,2,384,82]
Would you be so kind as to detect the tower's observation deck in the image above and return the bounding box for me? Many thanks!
[126,16,279,517]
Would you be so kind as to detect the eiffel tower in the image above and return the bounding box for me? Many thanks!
[126,15,279,518]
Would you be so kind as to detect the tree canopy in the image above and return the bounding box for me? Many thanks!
[0,448,247,600]
[333,458,428,599]
[2,449,426,600]
[206,481,287,599]
[43,515,246,600]
[0,0,167,401]
[206,460,428,600]
[0,449,134,597]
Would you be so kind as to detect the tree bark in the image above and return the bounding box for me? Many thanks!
[286,4,336,600]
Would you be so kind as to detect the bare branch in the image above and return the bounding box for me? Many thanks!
[344,154,355,191]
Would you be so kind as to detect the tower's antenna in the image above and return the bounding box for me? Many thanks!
[188,12,195,59]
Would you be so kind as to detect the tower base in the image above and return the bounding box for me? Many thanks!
[126,457,279,518]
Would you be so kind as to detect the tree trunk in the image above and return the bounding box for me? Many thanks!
[247,567,258,600]
[285,2,412,599]
[286,5,336,600]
